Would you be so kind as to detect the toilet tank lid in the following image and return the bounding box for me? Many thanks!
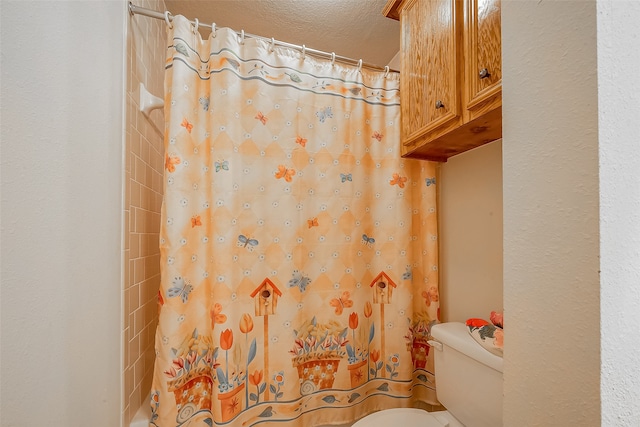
[431,322,503,373]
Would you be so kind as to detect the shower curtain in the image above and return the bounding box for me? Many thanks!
[150,15,440,427]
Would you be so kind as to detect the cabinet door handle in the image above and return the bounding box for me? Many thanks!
[435,100,445,109]
[479,68,491,79]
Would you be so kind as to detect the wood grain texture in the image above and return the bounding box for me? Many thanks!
[382,0,403,20]
[393,0,502,161]
[402,106,502,161]
[464,0,502,121]
[400,0,463,147]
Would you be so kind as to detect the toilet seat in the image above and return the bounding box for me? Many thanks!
[353,408,451,427]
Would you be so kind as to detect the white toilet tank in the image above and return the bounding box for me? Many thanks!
[430,322,503,427]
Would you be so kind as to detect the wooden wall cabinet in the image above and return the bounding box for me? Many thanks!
[384,0,502,161]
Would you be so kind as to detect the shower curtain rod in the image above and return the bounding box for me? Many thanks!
[128,2,398,73]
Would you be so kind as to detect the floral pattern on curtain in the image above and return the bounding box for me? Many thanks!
[150,15,440,427]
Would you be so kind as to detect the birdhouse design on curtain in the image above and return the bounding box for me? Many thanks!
[370,271,397,304]
[250,278,282,316]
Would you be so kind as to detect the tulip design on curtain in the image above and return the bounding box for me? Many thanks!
[150,15,440,427]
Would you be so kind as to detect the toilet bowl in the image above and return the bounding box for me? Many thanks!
[352,322,503,427]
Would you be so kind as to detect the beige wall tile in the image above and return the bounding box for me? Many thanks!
[124,1,167,423]
[130,283,140,310]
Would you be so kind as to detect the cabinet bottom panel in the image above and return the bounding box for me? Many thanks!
[402,106,502,161]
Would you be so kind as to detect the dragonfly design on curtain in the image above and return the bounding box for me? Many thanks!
[150,15,440,427]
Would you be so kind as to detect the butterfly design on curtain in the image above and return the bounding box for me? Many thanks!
[255,111,268,125]
[210,303,227,329]
[340,173,352,183]
[215,160,229,172]
[181,118,193,133]
[296,136,307,147]
[199,97,210,111]
[402,265,412,280]
[389,173,407,188]
[362,234,375,247]
[237,234,259,250]
[275,165,295,182]
[330,291,353,315]
[165,154,181,173]
[287,270,311,292]
[167,277,193,303]
[316,106,333,123]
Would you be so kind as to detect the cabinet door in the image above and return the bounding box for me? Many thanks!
[463,0,501,120]
[401,0,463,151]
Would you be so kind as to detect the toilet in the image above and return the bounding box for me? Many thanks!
[353,322,503,427]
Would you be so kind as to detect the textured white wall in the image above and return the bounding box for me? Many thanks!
[439,141,503,323]
[502,1,601,425]
[598,1,640,425]
[0,2,125,426]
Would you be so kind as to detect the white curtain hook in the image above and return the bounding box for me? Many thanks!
[301,45,306,60]
[357,59,363,72]
[211,22,216,37]
[192,18,199,34]
[164,11,173,29]
[239,29,245,44]
[270,37,275,52]
[384,66,390,78]
[331,52,336,66]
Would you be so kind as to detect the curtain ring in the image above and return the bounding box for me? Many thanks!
[211,22,217,37]
[239,29,245,44]
[301,45,306,60]
[164,11,173,29]
[384,66,390,78]
[192,18,199,34]
[331,52,336,66]
[270,37,275,52]
[357,59,363,72]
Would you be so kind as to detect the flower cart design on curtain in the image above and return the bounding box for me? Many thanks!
[290,317,347,395]
[163,329,218,424]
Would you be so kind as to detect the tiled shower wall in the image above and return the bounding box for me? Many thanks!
[123,0,167,424]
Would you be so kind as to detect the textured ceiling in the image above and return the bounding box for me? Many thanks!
[163,0,400,67]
